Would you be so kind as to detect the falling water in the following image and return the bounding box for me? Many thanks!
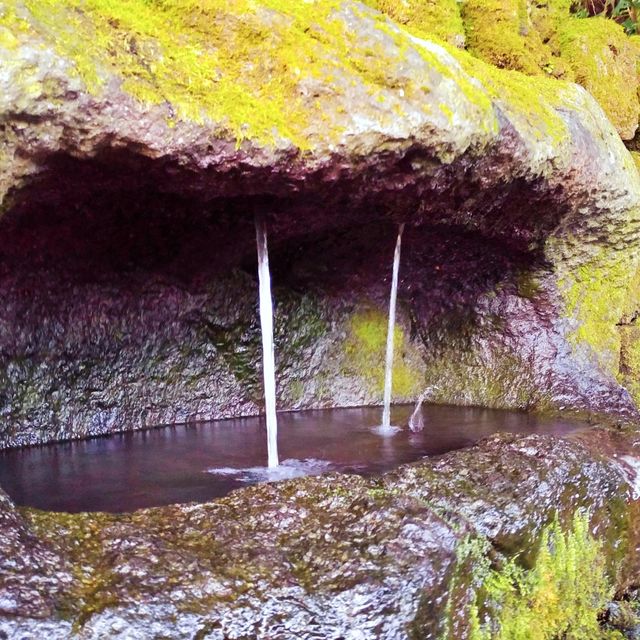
[255,214,279,468]
[408,396,425,433]
[408,386,439,432]
[381,223,405,430]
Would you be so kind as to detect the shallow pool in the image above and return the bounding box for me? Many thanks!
[0,404,585,513]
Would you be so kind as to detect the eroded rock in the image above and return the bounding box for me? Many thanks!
[0,431,636,638]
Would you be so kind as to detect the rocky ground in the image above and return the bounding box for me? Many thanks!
[0,428,638,639]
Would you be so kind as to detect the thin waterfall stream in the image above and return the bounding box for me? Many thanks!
[255,214,279,468]
[381,223,405,430]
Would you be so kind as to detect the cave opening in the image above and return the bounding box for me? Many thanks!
[0,147,561,450]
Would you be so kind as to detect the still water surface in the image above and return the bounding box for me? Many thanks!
[0,404,585,513]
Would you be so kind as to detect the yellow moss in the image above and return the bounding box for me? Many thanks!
[557,17,640,139]
[461,0,571,77]
[0,25,18,49]
[458,0,640,139]
[361,7,497,128]
[421,342,548,411]
[343,309,422,399]
[10,0,336,145]
[2,0,633,157]
[620,262,640,324]
[0,6,31,51]
[632,152,640,174]
[6,0,453,148]
[363,0,466,47]
[560,249,634,374]
[443,43,571,144]
[24,509,120,627]
[3,0,585,152]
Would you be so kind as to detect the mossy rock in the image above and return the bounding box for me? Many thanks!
[341,308,424,401]
[364,0,466,47]
[467,512,616,640]
[557,17,640,140]
[462,0,560,76]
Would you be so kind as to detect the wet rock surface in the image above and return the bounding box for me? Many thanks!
[0,489,70,622]
[0,2,640,446]
[0,430,637,639]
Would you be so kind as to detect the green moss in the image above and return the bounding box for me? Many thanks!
[364,0,466,47]
[470,511,615,640]
[342,309,423,399]
[557,16,640,139]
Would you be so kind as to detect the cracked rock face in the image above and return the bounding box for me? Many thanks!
[0,0,639,448]
[0,431,637,639]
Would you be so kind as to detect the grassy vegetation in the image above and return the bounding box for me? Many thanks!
[470,512,616,640]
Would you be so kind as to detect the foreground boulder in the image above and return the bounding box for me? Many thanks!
[0,1,639,447]
[0,430,638,638]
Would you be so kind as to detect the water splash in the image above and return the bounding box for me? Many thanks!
[255,214,279,468]
[371,424,402,437]
[207,458,334,482]
[381,223,405,430]
[408,386,439,432]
